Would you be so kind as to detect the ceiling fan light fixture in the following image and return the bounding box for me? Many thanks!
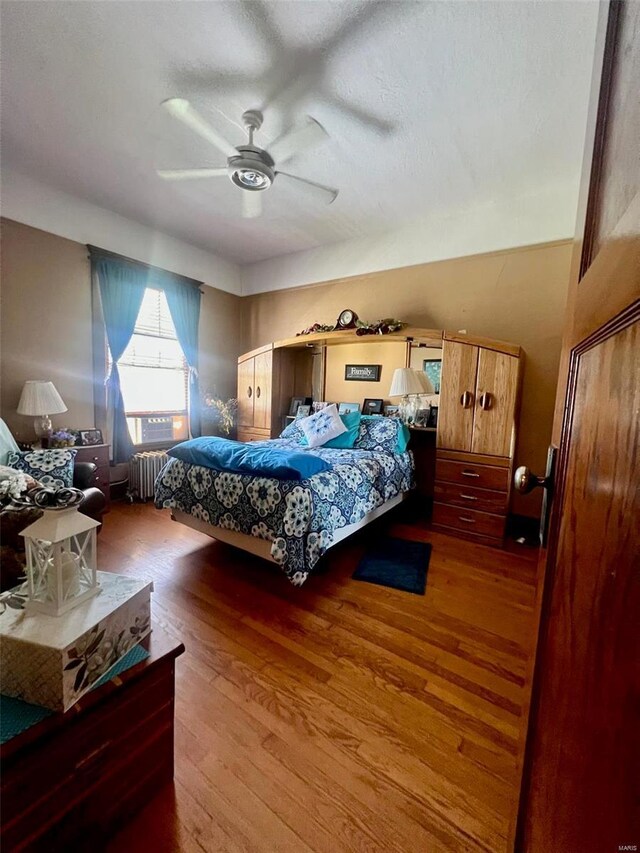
[228,151,274,192]
[232,168,271,190]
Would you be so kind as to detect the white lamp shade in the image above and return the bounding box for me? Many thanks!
[389,368,427,397]
[17,381,67,416]
[416,371,435,394]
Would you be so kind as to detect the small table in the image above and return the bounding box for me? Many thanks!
[1,627,184,851]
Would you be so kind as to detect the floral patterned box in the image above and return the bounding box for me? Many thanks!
[0,571,152,712]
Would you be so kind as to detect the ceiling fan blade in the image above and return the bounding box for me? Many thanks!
[242,191,263,219]
[276,171,338,204]
[162,98,237,159]
[268,117,328,166]
[157,168,228,180]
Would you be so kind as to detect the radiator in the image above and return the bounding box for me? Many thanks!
[128,450,169,501]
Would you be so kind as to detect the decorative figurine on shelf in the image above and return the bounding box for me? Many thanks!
[296,313,405,337]
[16,486,100,616]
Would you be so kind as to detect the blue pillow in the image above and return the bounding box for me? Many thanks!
[300,411,362,449]
[168,436,331,481]
[356,416,410,453]
[6,448,77,489]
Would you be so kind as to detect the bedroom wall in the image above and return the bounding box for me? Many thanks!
[241,240,573,518]
[0,218,242,443]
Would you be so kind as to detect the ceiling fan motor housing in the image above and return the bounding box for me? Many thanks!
[229,146,275,191]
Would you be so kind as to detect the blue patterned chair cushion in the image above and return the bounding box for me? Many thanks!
[355,416,408,453]
[298,404,347,448]
[6,449,77,489]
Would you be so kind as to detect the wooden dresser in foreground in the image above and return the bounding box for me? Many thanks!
[1,628,184,852]
[433,333,523,546]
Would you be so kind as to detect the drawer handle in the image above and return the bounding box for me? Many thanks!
[459,391,474,409]
[93,456,99,462]
[461,470,480,478]
[256,386,261,399]
[459,515,476,523]
[459,493,478,501]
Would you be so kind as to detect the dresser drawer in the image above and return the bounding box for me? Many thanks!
[237,428,270,443]
[433,502,506,539]
[435,459,509,492]
[74,444,110,467]
[434,481,508,515]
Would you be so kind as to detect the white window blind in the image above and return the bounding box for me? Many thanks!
[114,288,189,415]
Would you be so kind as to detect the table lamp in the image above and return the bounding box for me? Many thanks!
[17,381,67,439]
[389,368,427,423]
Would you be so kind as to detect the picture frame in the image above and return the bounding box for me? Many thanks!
[422,358,442,394]
[79,428,103,446]
[289,396,305,416]
[344,364,381,382]
[414,408,431,428]
[296,404,311,418]
[362,398,384,415]
[427,406,438,429]
[384,405,400,418]
[338,402,361,415]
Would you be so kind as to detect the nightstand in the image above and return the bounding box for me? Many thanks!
[74,444,110,510]
[408,426,437,501]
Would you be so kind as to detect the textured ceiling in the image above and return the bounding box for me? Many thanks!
[1,0,598,265]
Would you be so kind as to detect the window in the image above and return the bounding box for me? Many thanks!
[109,287,189,445]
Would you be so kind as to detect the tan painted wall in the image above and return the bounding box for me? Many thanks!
[0,218,242,443]
[241,241,573,517]
[325,341,407,408]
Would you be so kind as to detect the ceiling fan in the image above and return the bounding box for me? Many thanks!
[157,98,338,218]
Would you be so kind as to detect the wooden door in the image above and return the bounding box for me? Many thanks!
[237,357,254,428]
[516,3,640,850]
[436,339,478,451]
[471,349,519,457]
[253,351,272,431]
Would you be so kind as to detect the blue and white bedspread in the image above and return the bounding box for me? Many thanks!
[154,438,413,585]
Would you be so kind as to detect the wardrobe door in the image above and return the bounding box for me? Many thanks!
[237,357,255,427]
[437,340,478,451]
[253,350,273,430]
[471,348,519,457]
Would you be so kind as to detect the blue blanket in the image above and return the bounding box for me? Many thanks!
[168,436,332,481]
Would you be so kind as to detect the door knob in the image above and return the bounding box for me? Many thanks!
[514,447,557,547]
[460,391,474,409]
[514,466,550,494]
[478,392,493,410]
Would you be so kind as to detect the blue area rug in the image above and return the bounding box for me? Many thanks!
[352,537,431,595]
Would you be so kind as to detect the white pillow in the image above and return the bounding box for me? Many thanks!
[298,404,347,448]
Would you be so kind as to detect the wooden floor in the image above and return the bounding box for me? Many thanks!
[101,501,539,853]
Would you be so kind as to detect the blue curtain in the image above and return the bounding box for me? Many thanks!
[93,256,148,462]
[164,281,202,438]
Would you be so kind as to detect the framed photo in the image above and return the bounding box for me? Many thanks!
[384,405,400,418]
[312,401,330,413]
[423,359,442,393]
[338,402,361,415]
[414,408,431,428]
[427,406,438,428]
[362,398,384,415]
[79,428,103,446]
[289,396,305,416]
[344,364,381,382]
[296,404,311,418]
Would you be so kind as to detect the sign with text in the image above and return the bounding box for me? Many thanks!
[344,364,381,382]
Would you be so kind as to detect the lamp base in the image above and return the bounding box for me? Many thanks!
[34,415,52,439]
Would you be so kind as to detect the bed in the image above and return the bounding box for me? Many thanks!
[154,416,414,585]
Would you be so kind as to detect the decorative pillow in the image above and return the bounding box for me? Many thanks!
[298,404,347,449]
[279,419,306,443]
[6,448,77,489]
[355,416,409,453]
[301,411,362,449]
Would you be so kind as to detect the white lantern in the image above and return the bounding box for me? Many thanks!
[19,506,100,616]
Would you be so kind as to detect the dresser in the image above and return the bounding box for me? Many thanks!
[433,334,522,545]
[74,444,110,510]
